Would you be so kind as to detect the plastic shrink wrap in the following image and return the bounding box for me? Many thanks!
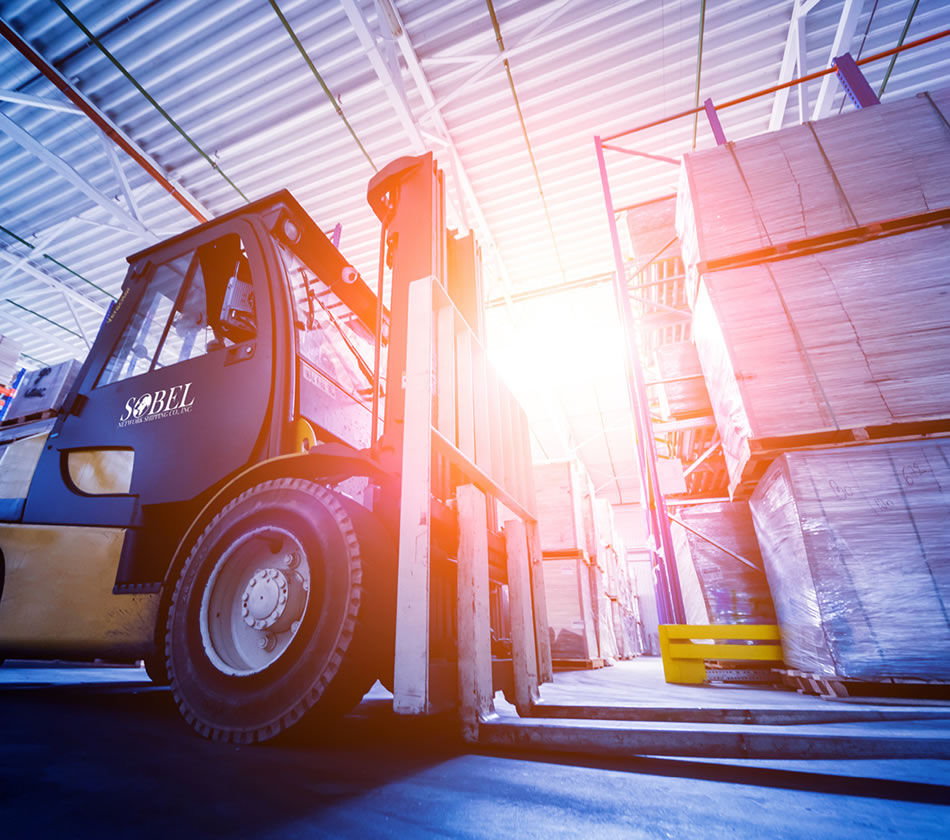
[654,340,711,418]
[671,502,776,626]
[625,195,678,268]
[533,459,591,552]
[749,441,950,681]
[5,359,82,421]
[0,335,20,387]
[676,89,950,303]
[689,225,950,495]
[542,554,597,661]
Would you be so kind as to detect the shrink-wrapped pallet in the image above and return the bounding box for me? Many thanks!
[654,340,711,418]
[677,89,950,302]
[671,502,776,626]
[534,459,591,554]
[4,359,81,422]
[589,565,619,661]
[630,558,660,655]
[690,226,950,496]
[543,553,598,662]
[625,194,678,267]
[580,473,600,566]
[0,336,20,388]
[593,498,616,584]
[610,599,634,659]
[750,441,950,681]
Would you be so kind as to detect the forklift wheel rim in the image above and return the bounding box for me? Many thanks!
[199,525,311,676]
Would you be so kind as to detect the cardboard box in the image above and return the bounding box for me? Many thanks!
[5,359,81,422]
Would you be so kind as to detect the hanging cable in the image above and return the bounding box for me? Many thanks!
[878,0,920,98]
[0,223,115,300]
[691,0,707,149]
[5,299,83,339]
[52,0,249,202]
[269,0,377,172]
[837,0,880,115]
[485,0,567,281]
[370,215,389,450]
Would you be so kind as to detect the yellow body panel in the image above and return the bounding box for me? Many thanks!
[0,524,159,659]
[66,449,135,495]
[294,417,317,452]
[0,431,48,503]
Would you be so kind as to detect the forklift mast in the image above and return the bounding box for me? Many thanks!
[367,153,483,473]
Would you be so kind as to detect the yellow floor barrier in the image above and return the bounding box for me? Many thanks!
[658,624,783,684]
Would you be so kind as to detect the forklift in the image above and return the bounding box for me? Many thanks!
[4,151,940,761]
[0,154,546,743]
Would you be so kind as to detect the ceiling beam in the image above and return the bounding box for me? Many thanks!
[99,134,143,224]
[0,247,106,316]
[0,89,81,114]
[0,16,211,224]
[0,308,84,356]
[0,220,72,286]
[770,0,811,130]
[812,0,866,119]
[0,109,157,244]
[412,0,575,123]
[340,0,425,154]
[61,291,92,348]
[368,0,516,299]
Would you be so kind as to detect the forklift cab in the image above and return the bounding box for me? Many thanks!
[22,192,384,589]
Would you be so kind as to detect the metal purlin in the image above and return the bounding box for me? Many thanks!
[593,137,685,626]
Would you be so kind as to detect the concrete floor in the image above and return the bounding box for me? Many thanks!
[1,659,949,839]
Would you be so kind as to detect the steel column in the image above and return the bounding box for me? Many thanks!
[593,136,685,625]
[703,99,727,145]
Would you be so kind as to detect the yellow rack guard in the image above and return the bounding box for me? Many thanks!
[658,624,783,684]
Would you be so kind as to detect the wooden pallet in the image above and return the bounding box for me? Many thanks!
[552,658,606,672]
[729,417,950,500]
[778,668,950,702]
[0,409,58,429]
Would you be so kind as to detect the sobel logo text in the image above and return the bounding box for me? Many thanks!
[119,383,195,427]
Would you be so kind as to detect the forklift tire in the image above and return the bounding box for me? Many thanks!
[143,653,169,686]
[165,477,383,743]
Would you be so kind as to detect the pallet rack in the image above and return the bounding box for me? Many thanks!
[593,29,950,629]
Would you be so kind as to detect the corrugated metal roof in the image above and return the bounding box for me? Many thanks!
[0,0,948,505]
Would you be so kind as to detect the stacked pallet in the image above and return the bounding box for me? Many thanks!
[675,89,950,498]
[534,460,645,666]
[629,556,660,655]
[534,459,600,667]
[670,502,776,626]
[624,194,678,268]
[0,336,20,420]
[4,359,82,423]
[750,441,950,682]
[653,340,711,419]
[592,498,641,660]
[677,89,950,302]
[691,227,950,496]
[0,336,20,387]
